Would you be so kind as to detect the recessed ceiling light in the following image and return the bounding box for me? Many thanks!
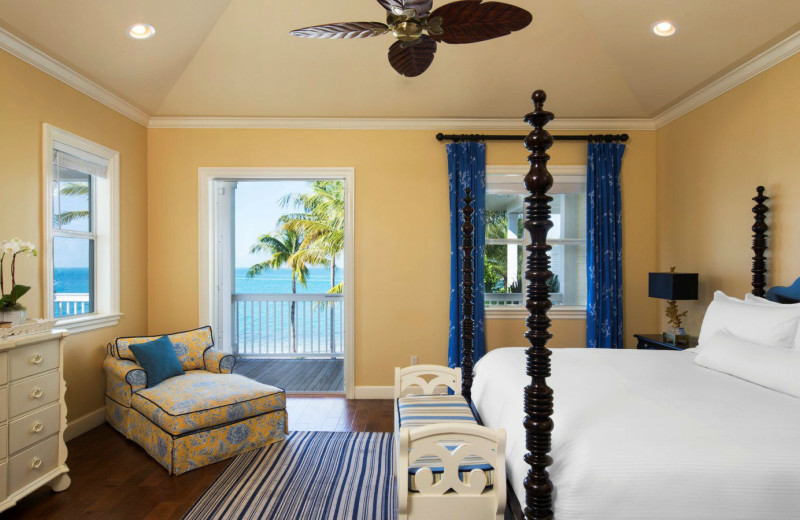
[651,21,677,37]
[128,24,156,40]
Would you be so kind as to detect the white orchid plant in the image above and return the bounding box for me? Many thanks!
[0,238,38,311]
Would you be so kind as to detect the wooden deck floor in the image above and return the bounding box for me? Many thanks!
[234,358,344,393]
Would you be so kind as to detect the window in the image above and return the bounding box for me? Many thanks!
[484,166,587,319]
[43,125,120,333]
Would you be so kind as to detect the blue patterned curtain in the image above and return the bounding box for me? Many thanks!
[587,142,626,349]
[447,142,486,368]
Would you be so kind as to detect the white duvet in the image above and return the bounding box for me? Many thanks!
[472,347,800,520]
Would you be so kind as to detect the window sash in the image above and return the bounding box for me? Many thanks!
[485,169,587,310]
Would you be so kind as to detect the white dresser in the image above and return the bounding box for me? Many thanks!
[0,329,70,512]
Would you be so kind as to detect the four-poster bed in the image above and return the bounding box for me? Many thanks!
[452,91,800,519]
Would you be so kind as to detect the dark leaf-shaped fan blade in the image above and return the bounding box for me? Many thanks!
[290,22,389,39]
[377,0,434,17]
[429,1,532,44]
[388,35,437,77]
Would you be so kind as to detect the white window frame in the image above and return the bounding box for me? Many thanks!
[198,167,356,398]
[485,165,587,320]
[42,124,121,333]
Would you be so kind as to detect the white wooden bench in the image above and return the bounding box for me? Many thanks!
[394,365,507,520]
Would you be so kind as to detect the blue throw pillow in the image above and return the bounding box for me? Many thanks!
[129,336,184,388]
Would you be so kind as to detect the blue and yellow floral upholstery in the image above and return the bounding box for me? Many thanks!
[104,327,287,475]
[104,356,146,407]
[116,326,214,371]
[131,371,284,435]
[204,349,236,374]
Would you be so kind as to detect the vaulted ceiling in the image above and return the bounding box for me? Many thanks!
[1,0,799,119]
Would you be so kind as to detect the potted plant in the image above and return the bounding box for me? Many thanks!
[0,238,37,327]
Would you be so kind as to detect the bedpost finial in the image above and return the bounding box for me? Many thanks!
[756,185,765,195]
[532,89,546,106]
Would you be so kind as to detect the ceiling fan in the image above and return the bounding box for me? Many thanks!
[290,0,532,77]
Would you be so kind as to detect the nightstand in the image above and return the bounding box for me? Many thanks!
[634,333,698,351]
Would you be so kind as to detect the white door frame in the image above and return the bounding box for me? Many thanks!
[198,167,356,398]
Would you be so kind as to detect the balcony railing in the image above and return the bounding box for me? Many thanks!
[485,293,564,305]
[232,293,344,358]
[54,293,90,318]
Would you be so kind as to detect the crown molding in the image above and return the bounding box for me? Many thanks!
[654,29,800,129]
[0,27,149,127]
[147,116,656,131]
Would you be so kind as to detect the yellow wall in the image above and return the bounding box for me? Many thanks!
[0,50,148,421]
[147,128,658,387]
[656,53,800,335]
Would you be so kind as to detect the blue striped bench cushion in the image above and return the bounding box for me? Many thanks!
[397,395,476,429]
[397,395,495,492]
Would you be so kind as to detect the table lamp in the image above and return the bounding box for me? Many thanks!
[649,267,699,345]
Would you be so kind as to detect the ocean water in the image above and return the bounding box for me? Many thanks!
[54,267,345,354]
[54,267,344,295]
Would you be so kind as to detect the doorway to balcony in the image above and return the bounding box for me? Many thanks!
[199,168,354,396]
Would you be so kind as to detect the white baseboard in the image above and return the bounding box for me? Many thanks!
[354,386,393,399]
[64,407,106,441]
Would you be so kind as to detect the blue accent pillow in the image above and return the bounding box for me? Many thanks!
[129,336,184,388]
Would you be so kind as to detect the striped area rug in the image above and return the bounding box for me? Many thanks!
[182,431,397,520]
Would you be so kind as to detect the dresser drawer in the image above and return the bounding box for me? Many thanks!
[9,372,59,418]
[9,403,59,455]
[0,352,8,385]
[0,387,7,422]
[8,435,58,493]
[0,461,6,501]
[0,426,6,460]
[9,340,59,381]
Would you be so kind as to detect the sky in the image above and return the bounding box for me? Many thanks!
[234,180,345,269]
[234,180,312,267]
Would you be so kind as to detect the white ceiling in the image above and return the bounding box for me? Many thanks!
[1,0,799,119]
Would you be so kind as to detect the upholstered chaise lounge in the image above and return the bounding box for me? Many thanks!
[103,326,287,474]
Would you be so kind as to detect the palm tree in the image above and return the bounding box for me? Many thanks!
[248,229,322,353]
[56,182,90,226]
[279,181,344,351]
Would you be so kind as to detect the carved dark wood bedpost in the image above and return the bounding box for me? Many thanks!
[751,186,769,297]
[522,90,555,520]
[461,189,475,402]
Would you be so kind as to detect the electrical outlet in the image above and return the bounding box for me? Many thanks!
[410,356,418,366]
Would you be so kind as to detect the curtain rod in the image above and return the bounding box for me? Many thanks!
[435,133,629,143]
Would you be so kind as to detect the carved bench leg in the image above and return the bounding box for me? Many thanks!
[50,473,71,492]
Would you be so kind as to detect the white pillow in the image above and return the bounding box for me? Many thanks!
[743,293,800,348]
[698,291,800,349]
[695,330,800,399]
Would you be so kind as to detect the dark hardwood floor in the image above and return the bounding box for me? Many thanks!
[234,358,344,393]
[0,398,393,520]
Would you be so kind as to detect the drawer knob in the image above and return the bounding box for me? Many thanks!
[31,457,42,470]
[31,421,44,433]
[31,387,44,399]
[30,353,43,365]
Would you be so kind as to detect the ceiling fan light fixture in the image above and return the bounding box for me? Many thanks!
[128,23,156,40]
[393,21,423,41]
[651,21,677,37]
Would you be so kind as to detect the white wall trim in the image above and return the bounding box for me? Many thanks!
[354,386,394,399]
[654,29,800,128]
[148,116,655,131]
[0,27,149,127]
[198,168,356,399]
[64,407,106,441]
